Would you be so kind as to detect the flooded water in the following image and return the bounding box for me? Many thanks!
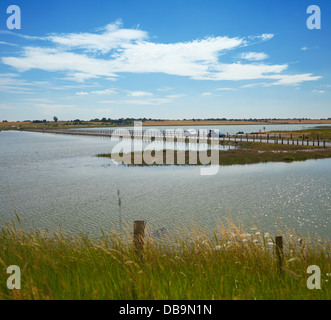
[72,123,331,135]
[0,129,330,239]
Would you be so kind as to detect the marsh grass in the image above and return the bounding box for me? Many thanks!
[97,143,331,166]
[0,217,330,300]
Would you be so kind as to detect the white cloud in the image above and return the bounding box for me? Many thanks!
[127,91,153,97]
[76,91,89,95]
[76,88,117,95]
[23,98,54,103]
[240,52,268,61]
[3,47,118,82]
[267,74,322,86]
[166,94,186,98]
[260,34,274,41]
[312,90,325,94]
[301,46,319,51]
[241,73,322,87]
[0,73,34,93]
[92,88,117,95]
[47,20,148,54]
[0,41,18,46]
[1,23,320,87]
[201,92,212,96]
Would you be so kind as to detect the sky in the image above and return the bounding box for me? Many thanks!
[0,0,330,121]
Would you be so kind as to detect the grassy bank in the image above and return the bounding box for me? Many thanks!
[0,121,131,131]
[0,219,330,300]
[97,142,331,166]
[265,126,331,141]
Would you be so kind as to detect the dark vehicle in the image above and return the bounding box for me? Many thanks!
[208,129,225,138]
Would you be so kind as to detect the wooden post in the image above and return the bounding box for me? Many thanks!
[275,235,283,273]
[317,135,320,147]
[323,141,326,148]
[133,221,146,259]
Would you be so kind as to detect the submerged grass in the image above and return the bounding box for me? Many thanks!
[0,218,330,300]
[97,142,331,166]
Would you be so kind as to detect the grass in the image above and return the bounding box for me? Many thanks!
[0,217,330,300]
[97,142,331,166]
[0,121,126,131]
[266,126,331,141]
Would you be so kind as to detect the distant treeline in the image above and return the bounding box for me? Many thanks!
[3,117,331,123]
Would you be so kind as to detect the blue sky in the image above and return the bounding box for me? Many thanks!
[0,0,330,121]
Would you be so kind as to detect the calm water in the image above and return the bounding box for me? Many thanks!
[71,123,331,135]
[0,129,330,239]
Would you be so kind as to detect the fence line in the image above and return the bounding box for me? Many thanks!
[24,128,330,148]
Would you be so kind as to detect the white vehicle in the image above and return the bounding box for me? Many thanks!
[184,129,198,137]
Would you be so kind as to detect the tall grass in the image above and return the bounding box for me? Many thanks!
[0,218,330,300]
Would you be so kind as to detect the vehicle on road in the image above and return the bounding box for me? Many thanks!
[184,129,198,137]
[208,130,226,138]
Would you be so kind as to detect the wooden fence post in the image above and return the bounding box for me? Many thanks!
[133,221,146,259]
[275,235,283,274]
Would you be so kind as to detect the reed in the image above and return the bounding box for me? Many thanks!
[0,218,330,300]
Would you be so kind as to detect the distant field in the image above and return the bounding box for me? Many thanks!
[142,120,331,126]
[0,121,116,130]
[2,119,331,131]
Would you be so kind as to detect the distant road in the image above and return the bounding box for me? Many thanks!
[23,128,331,148]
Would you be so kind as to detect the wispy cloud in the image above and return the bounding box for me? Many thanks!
[216,87,236,91]
[100,98,172,105]
[0,41,18,46]
[22,98,54,103]
[47,20,148,54]
[76,88,117,95]
[166,94,186,98]
[127,91,153,97]
[0,104,16,110]
[239,52,268,61]
[1,22,320,87]
[301,46,319,51]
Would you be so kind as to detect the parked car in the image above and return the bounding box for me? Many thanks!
[208,129,225,138]
[184,129,198,137]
